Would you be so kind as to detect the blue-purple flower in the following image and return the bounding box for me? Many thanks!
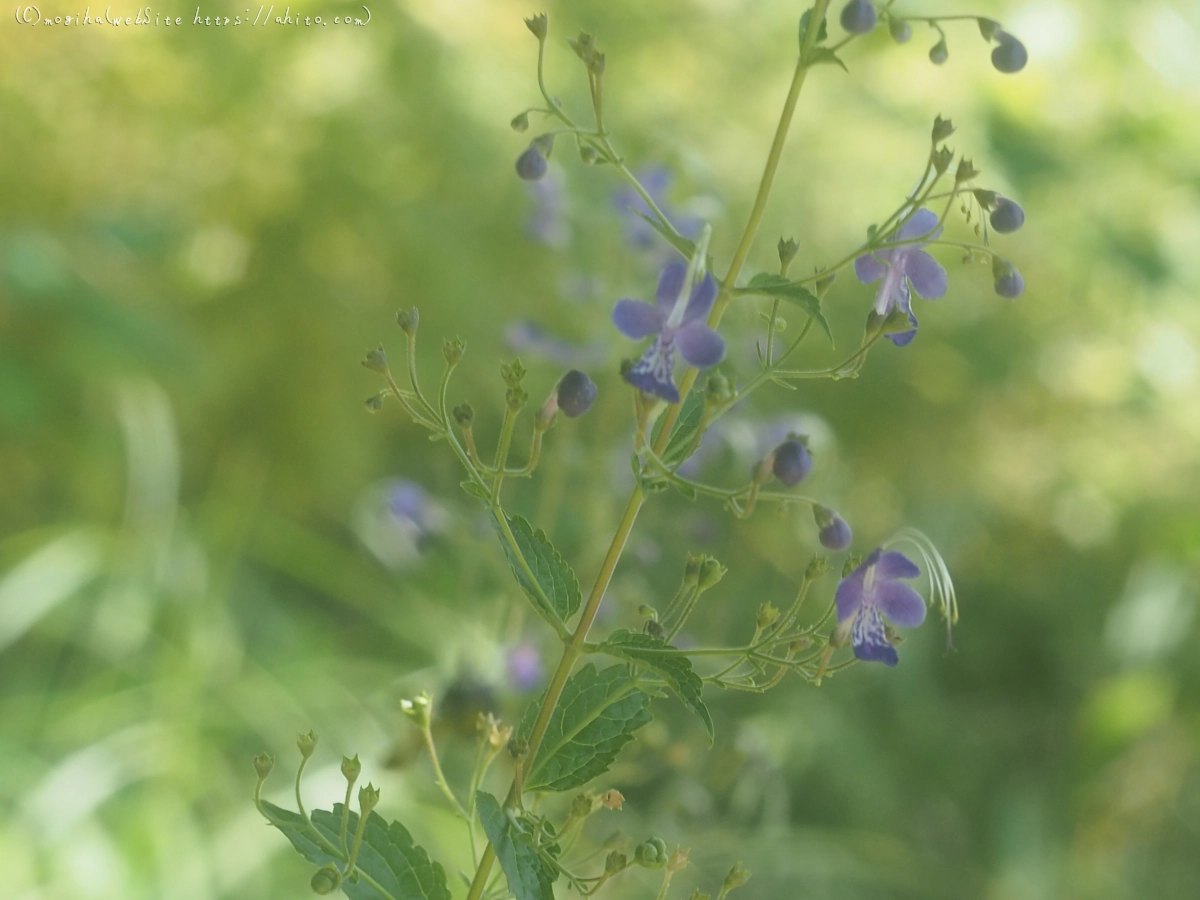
[853,208,949,346]
[613,166,702,250]
[507,642,543,691]
[835,549,926,666]
[613,260,726,403]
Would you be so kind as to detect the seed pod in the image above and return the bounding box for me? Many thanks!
[556,370,598,417]
[991,32,1028,74]
[515,145,548,181]
[840,0,877,35]
[771,439,813,486]
[992,257,1026,299]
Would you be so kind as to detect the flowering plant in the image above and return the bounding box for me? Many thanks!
[254,3,1028,898]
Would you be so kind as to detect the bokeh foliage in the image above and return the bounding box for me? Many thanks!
[1,1,1198,899]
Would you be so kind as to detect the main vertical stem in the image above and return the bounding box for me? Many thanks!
[464,6,829,899]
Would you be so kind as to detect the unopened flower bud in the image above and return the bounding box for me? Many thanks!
[524,13,547,40]
[572,793,598,818]
[777,237,800,268]
[453,403,474,427]
[928,39,948,65]
[511,111,530,132]
[842,554,862,578]
[772,439,812,486]
[507,736,530,759]
[365,392,385,413]
[516,145,548,181]
[396,307,419,335]
[501,359,527,387]
[931,115,955,145]
[991,32,1027,73]
[568,32,595,61]
[989,197,1025,234]
[358,782,381,816]
[297,730,319,759]
[556,370,597,418]
[888,17,911,43]
[813,505,853,551]
[697,557,727,591]
[506,386,529,412]
[790,636,813,653]
[254,752,275,781]
[400,694,432,727]
[839,0,876,35]
[599,789,624,810]
[341,754,361,784]
[667,849,690,873]
[682,554,703,587]
[756,602,780,630]
[310,864,342,895]
[362,346,388,374]
[634,838,668,868]
[579,145,599,165]
[723,862,752,892]
[955,158,980,184]
[805,555,832,580]
[443,338,465,366]
[704,372,735,407]
[605,851,628,875]
[814,271,837,297]
[931,146,954,176]
[992,257,1025,299]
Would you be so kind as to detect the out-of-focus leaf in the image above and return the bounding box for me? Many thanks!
[476,792,557,900]
[743,273,833,345]
[491,512,581,628]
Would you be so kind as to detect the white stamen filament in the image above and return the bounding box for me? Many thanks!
[664,223,712,330]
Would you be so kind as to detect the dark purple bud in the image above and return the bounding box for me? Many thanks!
[839,0,876,35]
[516,145,548,181]
[819,516,853,551]
[991,32,1028,74]
[992,257,1025,299]
[772,440,812,487]
[556,370,597,417]
[888,17,912,44]
[989,197,1025,233]
[929,39,948,65]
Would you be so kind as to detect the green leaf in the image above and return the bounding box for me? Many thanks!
[492,512,581,627]
[518,663,653,792]
[798,8,828,46]
[743,273,834,346]
[649,389,707,467]
[631,209,697,260]
[804,47,848,72]
[260,801,451,900]
[476,792,557,900]
[460,480,491,501]
[600,629,714,745]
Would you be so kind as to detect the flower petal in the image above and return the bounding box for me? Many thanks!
[876,550,921,580]
[905,250,948,300]
[624,337,680,403]
[612,300,664,340]
[854,252,887,284]
[876,581,927,628]
[896,208,942,243]
[675,322,726,368]
[851,605,899,666]
[835,567,868,623]
[655,260,688,310]
[683,273,718,324]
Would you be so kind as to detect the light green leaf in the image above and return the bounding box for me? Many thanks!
[518,663,653,792]
[600,629,714,745]
[476,792,556,900]
[649,389,707,467]
[743,273,834,346]
[492,512,581,627]
[260,801,450,900]
[798,8,829,46]
[460,480,491,501]
[804,46,848,72]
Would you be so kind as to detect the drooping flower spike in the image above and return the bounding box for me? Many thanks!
[835,548,927,666]
[853,208,949,346]
[613,241,726,403]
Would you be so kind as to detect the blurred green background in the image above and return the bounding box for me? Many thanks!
[2,1,1198,898]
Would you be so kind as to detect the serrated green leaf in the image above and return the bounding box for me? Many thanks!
[492,512,581,627]
[518,663,652,792]
[798,8,828,46]
[260,801,450,900]
[600,629,714,745]
[804,47,848,72]
[649,389,707,467]
[743,273,834,346]
[631,209,697,260]
[476,792,556,900]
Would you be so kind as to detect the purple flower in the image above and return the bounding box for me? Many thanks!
[505,319,604,367]
[525,168,571,248]
[613,260,726,403]
[853,208,949,346]
[507,642,543,691]
[835,549,926,666]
